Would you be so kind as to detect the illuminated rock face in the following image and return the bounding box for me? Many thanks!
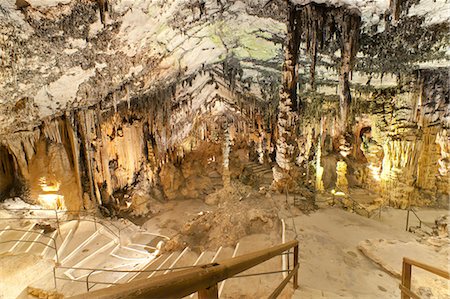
[336,161,348,193]
[347,69,449,208]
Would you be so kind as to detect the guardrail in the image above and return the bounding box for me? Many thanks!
[0,227,59,263]
[0,207,131,243]
[67,240,299,299]
[405,207,433,233]
[400,257,449,299]
[331,186,375,218]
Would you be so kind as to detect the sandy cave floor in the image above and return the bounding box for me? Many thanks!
[287,207,449,299]
[128,193,449,299]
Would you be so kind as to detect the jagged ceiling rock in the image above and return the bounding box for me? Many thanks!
[0,0,448,137]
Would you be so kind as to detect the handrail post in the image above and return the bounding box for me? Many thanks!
[287,249,290,271]
[401,259,412,299]
[53,267,57,289]
[93,212,97,231]
[405,209,410,231]
[198,283,219,299]
[55,210,61,237]
[53,237,60,264]
[293,244,299,289]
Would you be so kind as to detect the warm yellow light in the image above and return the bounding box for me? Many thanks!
[368,164,381,182]
[39,177,61,192]
[331,189,346,197]
[38,194,64,209]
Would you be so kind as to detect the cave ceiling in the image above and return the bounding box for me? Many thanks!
[0,0,448,139]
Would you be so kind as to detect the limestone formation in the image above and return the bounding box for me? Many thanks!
[0,0,448,213]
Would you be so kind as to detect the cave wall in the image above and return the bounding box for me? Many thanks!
[375,70,449,207]
[0,70,270,212]
[309,68,449,208]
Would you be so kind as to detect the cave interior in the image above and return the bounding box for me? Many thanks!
[0,0,449,298]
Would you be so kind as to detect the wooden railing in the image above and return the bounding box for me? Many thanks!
[68,240,299,299]
[400,257,450,299]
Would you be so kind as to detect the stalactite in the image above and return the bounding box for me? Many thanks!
[337,11,361,137]
[390,0,401,23]
[65,112,85,208]
[97,0,108,25]
[2,130,40,179]
[275,2,361,187]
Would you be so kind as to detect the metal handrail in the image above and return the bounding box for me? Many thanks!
[332,186,373,218]
[0,227,59,263]
[67,240,299,299]
[405,206,433,232]
[0,207,131,242]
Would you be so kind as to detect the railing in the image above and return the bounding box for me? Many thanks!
[0,207,134,243]
[0,227,59,263]
[331,186,374,218]
[52,264,199,292]
[67,240,299,299]
[405,207,433,233]
[399,257,449,299]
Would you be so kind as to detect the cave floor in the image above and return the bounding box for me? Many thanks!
[288,207,449,299]
[1,193,449,299]
[122,192,449,298]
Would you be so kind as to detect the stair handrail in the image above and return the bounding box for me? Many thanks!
[332,186,373,218]
[0,207,128,242]
[67,240,299,299]
[0,227,59,263]
[400,257,449,299]
[405,206,433,232]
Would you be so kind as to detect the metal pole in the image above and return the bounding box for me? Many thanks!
[287,249,290,271]
[53,267,57,289]
[55,210,61,237]
[93,213,97,231]
[53,237,60,264]
[405,209,410,231]
[285,187,288,205]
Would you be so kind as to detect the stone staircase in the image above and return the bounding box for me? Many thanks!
[328,187,385,219]
[1,209,286,298]
[242,161,273,186]
[0,214,169,298]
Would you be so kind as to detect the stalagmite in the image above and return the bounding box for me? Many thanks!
[222,125,231,187]
[316,128,324,192]
[274,1,301,183]
[336,160,348,193]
